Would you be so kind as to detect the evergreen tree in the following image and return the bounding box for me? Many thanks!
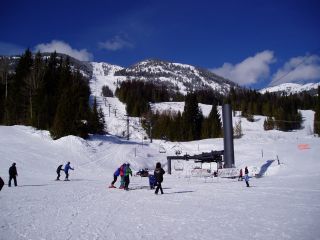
[182,93,203,140]
[89,97,106,134]
[7,49,33,124]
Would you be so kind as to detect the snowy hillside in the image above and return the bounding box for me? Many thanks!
[1,108,320,240]
[260,82,320,95]
[114,59,235,95]
[90,62,147,139]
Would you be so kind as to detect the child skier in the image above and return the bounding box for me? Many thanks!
[238,168,243,181]
[244,166,249,187]
[64,162,74,181]
[56,164,63,180]
[119,163,126,189]
[109,167,121,188]
[124,163,132,191]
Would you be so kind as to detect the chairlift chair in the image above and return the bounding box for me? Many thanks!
[159,144,166,153]
[174,161,184,171]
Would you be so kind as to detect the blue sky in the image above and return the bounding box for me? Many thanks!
[1,0,319,89]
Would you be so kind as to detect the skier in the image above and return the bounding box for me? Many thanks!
[238,168,243,181]
[154,162,165,195]
[0,177,4,191]
[244,166,249,187]
[109,166,121,188]
[56,164,63,180]
[64,162,74,181]
[124,163,132,191]
[119,163,126,189]
[8,163,18,187]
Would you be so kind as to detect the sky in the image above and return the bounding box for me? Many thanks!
[0,0,320,89]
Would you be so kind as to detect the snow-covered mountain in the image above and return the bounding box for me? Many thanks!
[260,82,320,95]
[114,59,236,95]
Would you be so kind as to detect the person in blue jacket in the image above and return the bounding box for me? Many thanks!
[64,162,74,181]
[110,167,121,188]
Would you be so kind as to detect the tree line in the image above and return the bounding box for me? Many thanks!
[116,80,319,141]
[0,50,105,139]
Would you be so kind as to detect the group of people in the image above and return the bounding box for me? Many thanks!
[56,162,74,181]
[238,166,250,187]
[110,162,165,194]
[110,163,132,190]
[1,161,250,193]
[0,161,74,192]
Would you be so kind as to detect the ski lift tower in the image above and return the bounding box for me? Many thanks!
[166,104,235,174]
[222,104,235,168]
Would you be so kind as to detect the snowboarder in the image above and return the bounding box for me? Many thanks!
[109,166,121,188]
[238,168,243,181]
[56,164,63,180]
[124,163,132,191]
[154,162,165,195]
[8,163,18,187]
[119,163,126,189]
[64,162,74,181]
[0,177,4,191]
[244,166,249,187]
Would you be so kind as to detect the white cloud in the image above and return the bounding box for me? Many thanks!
[34,40,93,61]
[270,55,320,86]
[0,42,25,55]
[99,36,133,51]
[211,50,275,86]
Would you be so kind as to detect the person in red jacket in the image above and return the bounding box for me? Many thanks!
[119,163,126,189]
[154,162,165,195]
[238,168,243,181]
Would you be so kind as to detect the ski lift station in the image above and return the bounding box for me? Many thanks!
[166,104,235,176]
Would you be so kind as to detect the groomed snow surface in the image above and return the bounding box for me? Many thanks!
[1,109,320,240]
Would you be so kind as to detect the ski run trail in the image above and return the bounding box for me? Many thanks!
[1,62,320,240]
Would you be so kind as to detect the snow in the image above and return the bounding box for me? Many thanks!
[1,65,320,239]
[1,109,320,240]
[260,82,320,94]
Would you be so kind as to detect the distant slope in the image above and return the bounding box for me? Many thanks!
[260,82,320,95]
[114,59,237,95]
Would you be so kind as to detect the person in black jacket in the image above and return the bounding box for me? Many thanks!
[8,163,18,187]
[56,164,63,180]
[154,162,165,195]
[0,177,4,191]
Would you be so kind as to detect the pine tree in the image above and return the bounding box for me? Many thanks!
[209,104,222,138]
[88,97,105,134]
[7,49,33,124]
[182,93,203,140]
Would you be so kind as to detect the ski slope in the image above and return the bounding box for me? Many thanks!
[1,108,320,240]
